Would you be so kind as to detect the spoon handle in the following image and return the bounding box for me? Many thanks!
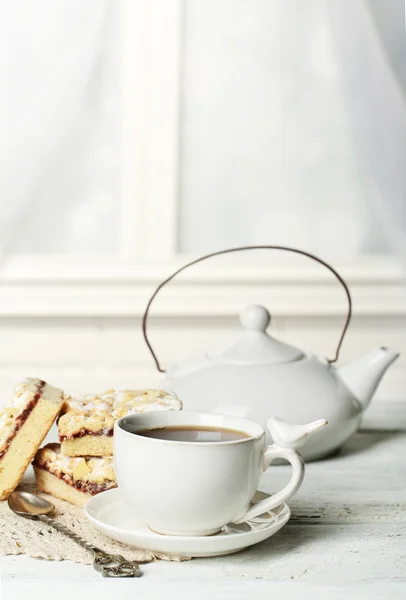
[37,514,141,577]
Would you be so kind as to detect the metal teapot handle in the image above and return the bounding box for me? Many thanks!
[142,245,352,373]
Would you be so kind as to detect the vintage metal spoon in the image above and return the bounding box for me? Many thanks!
[8,491,141,577]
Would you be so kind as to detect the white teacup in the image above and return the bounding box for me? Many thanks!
[114,411,326,536]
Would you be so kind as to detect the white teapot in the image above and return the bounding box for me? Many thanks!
[142,246,399,461]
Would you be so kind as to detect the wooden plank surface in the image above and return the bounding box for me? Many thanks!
[1,431,406,599]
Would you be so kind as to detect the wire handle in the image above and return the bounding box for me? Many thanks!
[142,245,352,373]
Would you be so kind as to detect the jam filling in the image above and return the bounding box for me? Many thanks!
[59,428,114,442]
[33,460,116,496]
[0,380,46,461]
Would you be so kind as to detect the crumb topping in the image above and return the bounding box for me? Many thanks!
[34,443,116,486]
[58,389,181,439]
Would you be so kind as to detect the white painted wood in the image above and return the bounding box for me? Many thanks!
[0,314,404,369]
[0,258,404,424]
[2,254,403,281]
[3,571,405,600]
[118,0,149,259]
[119,0,181,259]
[0,314,404,423]
[2,430,406,598]
[0,279,404,317]
[0,256,404,317]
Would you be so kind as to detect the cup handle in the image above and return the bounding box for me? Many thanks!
[232,417,327,524]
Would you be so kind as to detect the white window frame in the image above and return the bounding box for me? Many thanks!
[118,0,181,260]
[0,0,404,321]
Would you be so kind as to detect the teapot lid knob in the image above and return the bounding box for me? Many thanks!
[240,305,271,332]
[207,303,303,364]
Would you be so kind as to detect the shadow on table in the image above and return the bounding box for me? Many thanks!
[330,429,404,459]
[237,518,338,563]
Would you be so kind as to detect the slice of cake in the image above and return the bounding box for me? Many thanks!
[58,388,181,457]
[0,378,65,500]
[33,443,116,507]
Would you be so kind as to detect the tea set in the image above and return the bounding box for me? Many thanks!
[86,410,325,557]
[84,246,399,560]
[143,246,399,461]
[6,246,393,567]
[85,489,291,559]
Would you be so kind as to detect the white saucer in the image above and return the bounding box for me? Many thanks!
[84,489,291,558]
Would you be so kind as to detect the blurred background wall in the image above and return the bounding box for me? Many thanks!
[1,0,405,424]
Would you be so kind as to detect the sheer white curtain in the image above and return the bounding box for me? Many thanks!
[0,0,118,257]
[178,0,397,256]
[1,0,405,261]
[326,0,406,259]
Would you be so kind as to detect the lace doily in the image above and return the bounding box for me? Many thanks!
[0,482,189,564]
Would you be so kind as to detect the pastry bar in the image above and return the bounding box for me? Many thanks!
[33,443,116,507]
[58,388,182,457]
[0,378,65,500]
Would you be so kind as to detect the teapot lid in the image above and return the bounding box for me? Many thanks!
[206,305,304,365]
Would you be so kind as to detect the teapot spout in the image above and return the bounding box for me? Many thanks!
[337,347,399,410]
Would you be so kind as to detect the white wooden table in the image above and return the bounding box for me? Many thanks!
[1,430,406,600]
